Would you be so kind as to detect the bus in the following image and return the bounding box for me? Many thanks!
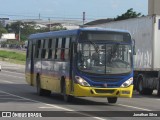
[25,28,134,103]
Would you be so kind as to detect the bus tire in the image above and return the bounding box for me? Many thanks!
[138,76,153,95]
[107,97,117,103]
[36,75,49,96]
[157,79,160,96]
[62,81,73,102]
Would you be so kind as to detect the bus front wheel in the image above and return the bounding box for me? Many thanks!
[36,75,51,96]
[107,97,117,103]
[62,82,73,102]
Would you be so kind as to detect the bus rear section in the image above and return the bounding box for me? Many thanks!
[25,28,134,103]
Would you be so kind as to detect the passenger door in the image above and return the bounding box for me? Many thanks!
[69,42,77,92]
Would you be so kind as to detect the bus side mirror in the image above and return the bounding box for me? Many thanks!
[132,39,136,55]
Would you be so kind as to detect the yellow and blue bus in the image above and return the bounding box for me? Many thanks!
[25,28,134,103]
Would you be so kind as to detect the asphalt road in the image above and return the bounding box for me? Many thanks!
[0,66,160,120]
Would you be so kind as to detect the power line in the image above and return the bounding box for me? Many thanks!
[0,13,110,21]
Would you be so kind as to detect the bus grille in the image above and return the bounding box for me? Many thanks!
[94,89,115,94]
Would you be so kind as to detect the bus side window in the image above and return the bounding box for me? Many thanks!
[51,38,56,59]
[61,38,66,60]
[48,39,52,48]
[54,38,59,59]
[35,40,41,58]
[48,49,52,59]
[45,50,48,59]
[44,39,48,49]
[41,49,46,59]
[64,37,71,60]
[44,39,49,59]
[26,41,31,58]
[42,39,45,48]
[55,38,62,60]
[37,40,41,48]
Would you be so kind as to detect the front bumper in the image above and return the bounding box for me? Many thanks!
[73,84,133,98]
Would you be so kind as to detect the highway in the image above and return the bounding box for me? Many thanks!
[0,68,160,120]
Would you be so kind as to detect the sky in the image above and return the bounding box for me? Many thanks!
[0,0,148,22]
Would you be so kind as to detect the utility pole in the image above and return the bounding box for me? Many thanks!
[19,22,21,42]
[48,18,51,31]
[83,12,85,25]
[39,13,41,19]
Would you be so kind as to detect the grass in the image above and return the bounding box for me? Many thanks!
[0,50,26,65]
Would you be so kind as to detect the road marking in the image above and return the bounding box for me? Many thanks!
[2,70,24,75]
[117,104,151,111]
[0,98,26,100]
[0,73,24,79]
[0,80,14,84]
[39,107,56,109]
[0,90,106,120]
[44,104,73,111]
[0,95,11,96]
[39,105,107,120]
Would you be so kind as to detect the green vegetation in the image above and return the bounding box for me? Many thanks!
[0,23,8,38]
[5,21,67,42]
[114,8,143,21]
[0,50,26,64]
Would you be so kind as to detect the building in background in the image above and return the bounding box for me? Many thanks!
[148,0,160,15]
[0,33,16,42]
[0,18,9,27]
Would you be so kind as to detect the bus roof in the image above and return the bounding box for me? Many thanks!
[28,27,130,40]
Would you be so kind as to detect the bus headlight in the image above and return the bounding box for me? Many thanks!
[75,76,90,87]
[121,77,133,87]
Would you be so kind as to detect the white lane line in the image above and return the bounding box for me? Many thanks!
[39,107,56,109]
[0,95,11,96]
[117,104,151,111]
[0,90,106,120]
[39,105,107,120]
[0,73,24,79]
[2,70,24,75]
[0,80,14,84]
[0,98,26,100]
[44,104,73,111]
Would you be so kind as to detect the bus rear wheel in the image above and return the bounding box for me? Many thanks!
[138,76,153,95]
[157,79,160,96]
[36,75,51,96]
[107,97,117,103]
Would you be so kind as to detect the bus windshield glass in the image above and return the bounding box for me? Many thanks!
[77,43,132,75]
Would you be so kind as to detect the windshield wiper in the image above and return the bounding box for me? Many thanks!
[88,40,100,53]
[109,43,120,62]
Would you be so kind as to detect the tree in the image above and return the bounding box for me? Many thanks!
[6,21,37,41]
[114,8,143,21]
[7,21,23,34]
[6,21,67,41]
[0,23,8,38]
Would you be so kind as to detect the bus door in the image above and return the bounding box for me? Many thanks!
[29,44,36,85]
[69,43,77,92]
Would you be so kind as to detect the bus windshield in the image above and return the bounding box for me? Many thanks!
[77,43,132,75]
